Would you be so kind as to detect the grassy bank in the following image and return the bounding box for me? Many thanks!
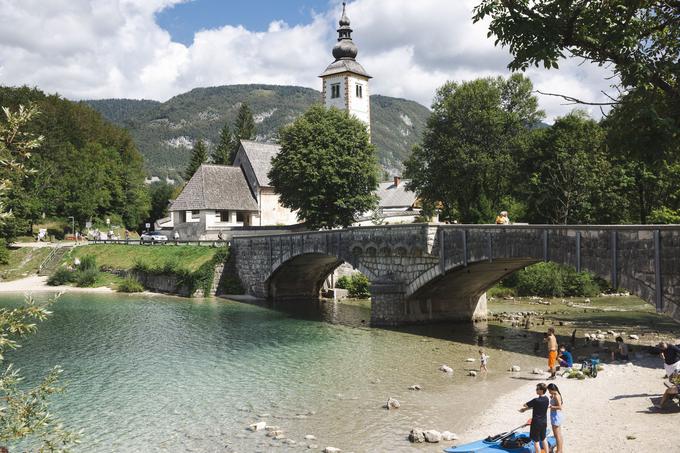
[65,244,218,272]
[0,247,51,281]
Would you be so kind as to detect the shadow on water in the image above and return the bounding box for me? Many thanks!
[229,296,680,371]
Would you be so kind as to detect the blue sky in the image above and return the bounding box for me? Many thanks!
[156,0,331,45]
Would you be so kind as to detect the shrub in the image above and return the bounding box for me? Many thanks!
[502,262,604,297]
[78,255,98,272]
[47,268,75,286]
[0,240,9,265]
[117,277,144,293]
[75,268,99,287]
[335,275,351,290]
[487,285,516,299]
[336,273,371,298]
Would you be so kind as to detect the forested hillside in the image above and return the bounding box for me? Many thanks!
[85,84,430,180]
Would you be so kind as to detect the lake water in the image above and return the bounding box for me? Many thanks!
[0,293,547,452]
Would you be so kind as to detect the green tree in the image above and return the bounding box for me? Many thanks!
[147,181,175,224]
[404,74,543,223]
[228,103,257,163]
[184,139,208,181]
[269,105,379,229]
[211,123,236,165]
[523,111,628,224]
[473,1,679,105]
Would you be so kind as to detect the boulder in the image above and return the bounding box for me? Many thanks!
[304,434,317,440]
[468,370,477,377]
[424,430,442,443]
[629,334,639,340]
[386,397,400,409]
[532,368,544,375]
[409,428,426,443]
[248,421,267,432]
[441,431,459,441]
[265,425,280,431]
[323,448,341,453]
[408,384,422,390]
[439,364,453,373]
[267,430,285,438]
[511,365,521,372]
[596,334,605,340]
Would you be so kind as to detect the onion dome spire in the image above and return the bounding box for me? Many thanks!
[332,2,358,61]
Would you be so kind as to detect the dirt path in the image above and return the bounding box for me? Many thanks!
[0,275,114,293]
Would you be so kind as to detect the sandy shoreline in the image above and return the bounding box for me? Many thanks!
[455,356,680,452]
[0,275,114,293]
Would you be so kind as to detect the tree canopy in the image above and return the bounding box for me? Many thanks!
[269,105,379,229]
[184,139,208,181]
[229,103,257,163]
[211,123,235,165]
[404,74,543,223]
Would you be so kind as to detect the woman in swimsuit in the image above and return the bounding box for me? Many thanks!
[547,383,564,453]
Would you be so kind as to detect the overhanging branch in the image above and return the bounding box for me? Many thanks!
[534,90,619,106]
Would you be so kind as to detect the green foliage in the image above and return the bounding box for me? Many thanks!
[648,207,680,224]
[503,262,604,298]
[184,139,208,181]
[78,255,98,272]
[269,105,380,229]
[0,87,150,231]
[75,268,99,287]
[473,1,679,104]
[0,240,8,265]
[234,103,256,140]
[212,123,236,165]
[147,181,175,225]
[0,295,79,450]
[47,268,76,286]
[84,85,430,181]
[522,111,628,224]
[117,277,144,293]
[336,273,371,298]
[405,74,543,223]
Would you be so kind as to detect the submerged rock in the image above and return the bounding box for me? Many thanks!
[409,428,425,443]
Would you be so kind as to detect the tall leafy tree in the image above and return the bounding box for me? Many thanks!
[473,0,680,108]
[404,74,543,223]
[184,139,208,181]
[211,123,235,165]
[146,181,175,224]
[269,105,379,229]
[523,111,628,224]
[230,103,256,163]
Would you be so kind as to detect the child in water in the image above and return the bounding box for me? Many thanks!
[479,349,489,374]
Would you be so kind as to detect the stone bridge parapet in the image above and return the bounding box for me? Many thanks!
[231,224,680,326]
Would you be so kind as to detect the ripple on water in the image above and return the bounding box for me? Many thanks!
[1,293,545,452]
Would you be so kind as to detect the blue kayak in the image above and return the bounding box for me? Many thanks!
[444,432,556,453]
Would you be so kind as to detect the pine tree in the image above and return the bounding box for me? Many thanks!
[230,103,256,163]
[212,124,234,165]
[184,139,208,181]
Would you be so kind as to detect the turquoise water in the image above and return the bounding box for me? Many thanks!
[0,293,545,452]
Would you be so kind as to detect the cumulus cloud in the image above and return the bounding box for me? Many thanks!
[0,0,617,119]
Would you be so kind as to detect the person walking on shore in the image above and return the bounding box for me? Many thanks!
[547,383,564,453]
[519,382,550,453]
[546,327,558,379]
[479,349,489,374]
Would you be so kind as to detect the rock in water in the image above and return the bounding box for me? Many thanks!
[323,448,341,453]
[408,384,422,390]
[468,370,477,377]
[304,434,317,440]
[465,358,475,362]
[248,421,266,432]
[511,365,521,372]
[532,368,544,375]
[441,431,459,441]
[409,428,425,443]
[629,334,639,340]
[386,397,400,409]
[424,430,442,443]
[439,364,453,373]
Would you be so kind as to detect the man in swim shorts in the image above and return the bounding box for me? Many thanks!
[546,327,558,379]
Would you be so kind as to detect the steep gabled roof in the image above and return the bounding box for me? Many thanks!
[169,164,258,212]
[376,180,418,208]
[239,140,280,188]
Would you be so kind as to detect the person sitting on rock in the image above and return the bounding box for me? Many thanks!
[655,371,680,409]
[611,336,630,362]
[558,345,573,368]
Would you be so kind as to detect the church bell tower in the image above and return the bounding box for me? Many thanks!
[320,2,372,136]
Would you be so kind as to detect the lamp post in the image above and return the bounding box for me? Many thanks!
[68,216,75,241]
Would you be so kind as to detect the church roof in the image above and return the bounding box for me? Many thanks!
[239,140,281,188]
[376,179,418,208]
[319,59,371,78]
[320,2,371,79]
[169,164,259,212]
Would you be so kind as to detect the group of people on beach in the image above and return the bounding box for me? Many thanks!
[520,382,564,453]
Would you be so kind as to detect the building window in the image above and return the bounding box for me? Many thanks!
[331,83,340,99]
[191,210,200,220]
[218,210,230,222]
[356,84,363,98]
[236,212,245,223]
[179,211,186,223]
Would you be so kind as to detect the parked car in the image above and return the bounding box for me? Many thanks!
[140,231,168,243]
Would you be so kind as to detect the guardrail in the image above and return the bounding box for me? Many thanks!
[91,239,229,247]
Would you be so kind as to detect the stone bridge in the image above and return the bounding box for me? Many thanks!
[230,224,680,326]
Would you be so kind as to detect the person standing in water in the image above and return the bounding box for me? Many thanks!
[546,327,558,379]
[547,383,564,453]
[479,349,489,374]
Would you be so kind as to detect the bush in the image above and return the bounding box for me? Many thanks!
[117,277,144,293]
[75,268,99,287]
[336,273,371,298]
[487,285,516,298]
[0,240,9,265]
[78,255,98,272]
[47,268,75,286]
[503,262,604,297]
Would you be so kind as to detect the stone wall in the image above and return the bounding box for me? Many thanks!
[231,225,680,326]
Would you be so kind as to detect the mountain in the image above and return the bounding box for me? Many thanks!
[84,84,430,181]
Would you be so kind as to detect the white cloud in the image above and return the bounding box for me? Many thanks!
[0,0,617,119]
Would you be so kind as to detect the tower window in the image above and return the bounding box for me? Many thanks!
[356,84,363,98]
[331,83,340,99]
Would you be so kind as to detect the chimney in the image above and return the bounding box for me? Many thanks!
[394,176,401,187]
